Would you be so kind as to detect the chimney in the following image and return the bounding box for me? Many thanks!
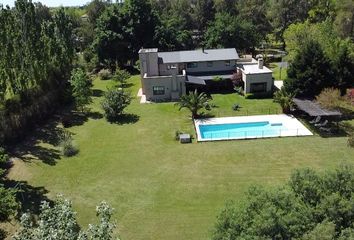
[258,58,264,69]
[202,46,205,53]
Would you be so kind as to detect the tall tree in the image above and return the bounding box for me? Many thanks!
[204,12,260,52]
[267,0,312,48]
[94,0,157,66]
[238,0,271,40]
[284,40,334,97]
[334,0,354,40]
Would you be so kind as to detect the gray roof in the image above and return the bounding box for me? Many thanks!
[158,48,239,64]
[293,98,342,117]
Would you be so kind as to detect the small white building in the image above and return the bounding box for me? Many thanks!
[237,58,273,94]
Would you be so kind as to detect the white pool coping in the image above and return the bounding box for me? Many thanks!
[194,114,313,142]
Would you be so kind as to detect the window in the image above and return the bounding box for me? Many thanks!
[187,62,198,68]
[153,86,165,95]
[225,60,231,66]
[250,82,267,93]
[207,61,213,67]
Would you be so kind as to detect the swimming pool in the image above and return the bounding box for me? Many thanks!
[194,115,313,141]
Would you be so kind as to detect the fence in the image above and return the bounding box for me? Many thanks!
[201,128,304,141]
[214,108,281,118]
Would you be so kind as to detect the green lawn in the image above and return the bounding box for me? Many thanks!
[10,76,354,240]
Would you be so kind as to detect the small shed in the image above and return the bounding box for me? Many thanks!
[239,58,273,94]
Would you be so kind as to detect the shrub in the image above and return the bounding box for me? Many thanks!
[101,89,132,122]
[0,147,9,165]
[98,68,112,80]
[316,88,343,110]
[175,130,182,141]
[234,86,244,96]
[59,130,78,157]
[113,68,131,87]
[232,104,240,111]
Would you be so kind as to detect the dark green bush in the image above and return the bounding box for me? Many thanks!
[101,89,132,122]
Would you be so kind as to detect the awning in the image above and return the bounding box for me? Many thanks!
[186,75,206,85]
[293,98,342,117]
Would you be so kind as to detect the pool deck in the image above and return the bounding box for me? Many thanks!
[194,114,313,142]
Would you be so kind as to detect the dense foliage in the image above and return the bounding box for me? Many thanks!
[0,147,18,236]
[13,195,118,240]
[273,88,295,113]
[284,40,334,97]
[213,165,354,240]
[0,0,74,104]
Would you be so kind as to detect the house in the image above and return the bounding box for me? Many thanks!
[138,48,273,101]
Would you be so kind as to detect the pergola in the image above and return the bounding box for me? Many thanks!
[293,98,342,117]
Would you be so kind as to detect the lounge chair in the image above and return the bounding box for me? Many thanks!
[320,126,331,133]
[310,116,321,124]
[315,120,328,127]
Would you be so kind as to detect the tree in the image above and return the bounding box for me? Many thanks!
[334,0,354,40]
[175,90,212,119]
[273,87,295,113]
[94,0,158,67]
[13,195,118,240]
[112,68,131,87]
[284,40,334,97]
[238,0,271,40]
[154,14,194,51]
[204,12,260,52]
[213,165,354,240]
[333,44,354,95]
[267,0,312,48]
[101,88,131,122]
[70,68,92,112]
[0,185,18,222]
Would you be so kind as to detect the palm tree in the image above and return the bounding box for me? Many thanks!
[175,90,211,119]
[273,88,295,114]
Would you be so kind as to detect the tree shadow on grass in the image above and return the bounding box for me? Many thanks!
[11,120,63,166]
[107,113,140,125]
[3,179,51,216]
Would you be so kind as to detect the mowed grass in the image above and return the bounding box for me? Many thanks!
[9,76,354,240]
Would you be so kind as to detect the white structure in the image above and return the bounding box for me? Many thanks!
[139,48,273,101]
[237,58,274,94]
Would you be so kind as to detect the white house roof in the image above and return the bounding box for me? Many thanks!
[240,64,272,74]
[158,48,239,64]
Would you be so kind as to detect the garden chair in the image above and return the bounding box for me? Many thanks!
[310,116,321,124]
[315,120,328,127]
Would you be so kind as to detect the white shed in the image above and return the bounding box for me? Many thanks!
[239,59,273,94]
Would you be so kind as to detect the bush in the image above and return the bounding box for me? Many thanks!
[98,69,112,80]
[234,86,244,96]
[232,104,240,111]
[59,131,78,157]
[316,88,343,110]
[101,89,132,122]
[112,68,131,87]
[175,130,182,141]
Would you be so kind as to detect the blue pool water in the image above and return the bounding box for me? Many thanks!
[199,121,286,140]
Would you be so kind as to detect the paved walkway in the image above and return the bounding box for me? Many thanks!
[137,88,151,104]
